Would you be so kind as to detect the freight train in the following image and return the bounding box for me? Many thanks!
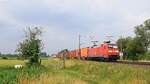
[67,41,120,61]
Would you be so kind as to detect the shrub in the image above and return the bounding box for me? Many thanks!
[17,27,43,66]
[1,57,8,60]
[138,52,150,60]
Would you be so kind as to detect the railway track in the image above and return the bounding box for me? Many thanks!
[87,59,150,67]
[111,61,150,67]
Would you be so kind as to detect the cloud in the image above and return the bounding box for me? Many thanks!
[0,0,150,54]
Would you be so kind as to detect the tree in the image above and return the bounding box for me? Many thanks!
[117,37,132,59]
[117,36,145,61]
[117,19,150,60]
[117,37,129,52]
[17,27,43,66]
[126,37,145,61]
[135,19,150,52]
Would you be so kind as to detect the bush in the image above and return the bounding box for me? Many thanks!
[17,57,22,60]
[1,57,8,60]
[138,52,150,60]
[17,27,43,66]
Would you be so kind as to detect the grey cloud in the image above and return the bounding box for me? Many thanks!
[0,0,150,54]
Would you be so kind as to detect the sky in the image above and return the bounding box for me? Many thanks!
[0,0,150,54]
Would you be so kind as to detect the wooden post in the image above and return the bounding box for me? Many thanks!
[62,53,66,69]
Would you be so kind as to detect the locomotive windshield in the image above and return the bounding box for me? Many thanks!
[108,44,118,48]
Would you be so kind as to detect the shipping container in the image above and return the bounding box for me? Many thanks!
[81,48,89,58]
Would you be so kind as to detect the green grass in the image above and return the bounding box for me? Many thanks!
[0,59,150,84]
[0,60,47,84]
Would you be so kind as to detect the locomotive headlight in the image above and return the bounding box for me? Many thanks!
[108,50,112,53]
[115,50,119,53]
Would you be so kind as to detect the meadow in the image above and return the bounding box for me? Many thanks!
[0,59,150,84]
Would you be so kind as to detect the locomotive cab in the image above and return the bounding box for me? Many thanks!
[104,43,120,61]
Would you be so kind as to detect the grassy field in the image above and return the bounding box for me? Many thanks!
[0,59,150,84]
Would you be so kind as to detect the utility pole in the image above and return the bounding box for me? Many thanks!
[120,36,123,60]
[120,36,123,53]
[78,35,81,60]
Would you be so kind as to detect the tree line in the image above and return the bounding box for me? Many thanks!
[0,52,48,59]
[117,19,150,61]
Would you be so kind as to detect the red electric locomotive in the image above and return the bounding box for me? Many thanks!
[87,41,120,61]
[67,41,120,61]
